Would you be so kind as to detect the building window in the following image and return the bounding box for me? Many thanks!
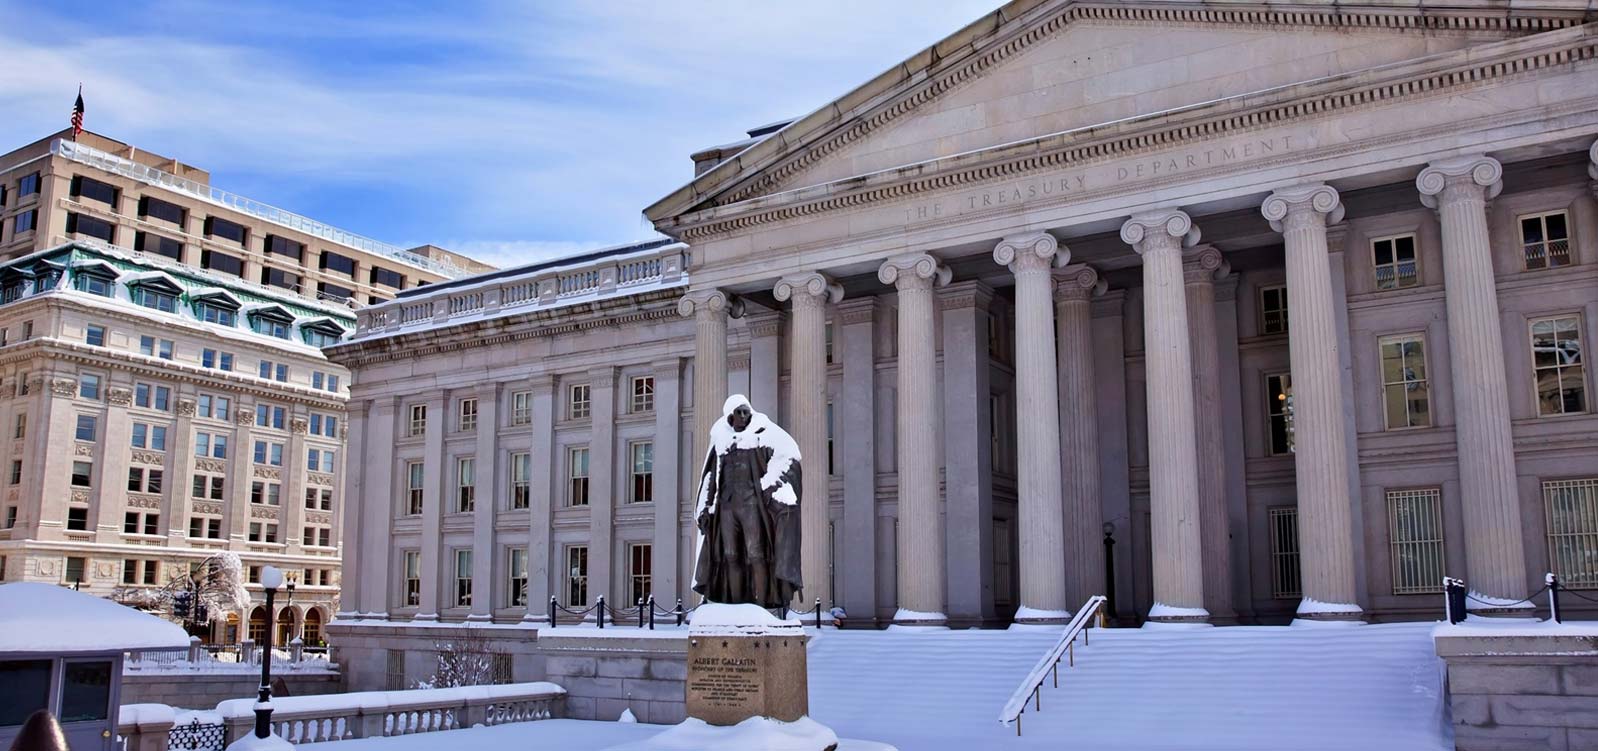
[456,458,475,513]
[9,461,20,487]
[187,515,222,539]
[403,551,421,606]
[131,285,179,314]
[247,522,279,543]
[66,212,115,243]
[202,349,235,371]
[320,251,356,276]
[197,303,237,327]
[312,371,339,392]
[126,467,163,495]
[1265,373,1294,455]
[122,510,160,535]
[260,361,289,382]
[568,384,590,420]
[1259,285,1288,335]
[628,543,652,605]
[1379,334,1431,430]
[251,440,282,466]
[1520,211,1571,270]
[310,413,339,438]
[307,448,334,473]
[454,550,473,607]
[79,373,101,400]
[134,383,171,411]
[1388,488,1445,595]
[1545,478,1598,589]
[71,175,119,207]
[204,216,247,245]
[74,415,97,442]
[510,391,532,426]
[629,441,654,503]
[305,487,333,511]
[12,208,37,235]
[130,423,168,451]
[66,506,89,531]
[18,172,40,197]
[64,556,86,585]
[565,546,588,606]
[406,462,424,515]
[458,399,478,431]
[825,322,834,365]
[263,234,305,262]
[409,405,427,436]
[568,447,590,506]
[508,548,528,608]
[631,376,654,413]
[12,413,22,440]
[510,453,531,510]
[1268,507,1301,599]
[138,196,186,226]
[1531,315,1586,416]
[85,325,105,347]
[250,312,293,339]
[139,336,175,360]
[196,393,231,420]
[256,404,285,430]
[826,402,835,476]
[191,474,225,501]
[302,525,331,547]
[70,460,93,488]
[134,231,184,261]
[251,481,281,506]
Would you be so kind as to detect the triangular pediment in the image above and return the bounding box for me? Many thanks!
[645,0,1581,225]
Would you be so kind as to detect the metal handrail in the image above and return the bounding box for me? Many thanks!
[998,595,1108,736]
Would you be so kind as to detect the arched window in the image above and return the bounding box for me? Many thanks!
[247,606,268,643]
[276,606,296,645]
[302,609,324,647]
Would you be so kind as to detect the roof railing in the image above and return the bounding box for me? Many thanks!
[48,139,465,279]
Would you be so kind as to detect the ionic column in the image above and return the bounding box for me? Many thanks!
[1262,184,1361,620]
[467,382,498,621]
[678,291,735,465]
[1417,156,1529,610]
[1121,210,1208,622]
[523,376,556,622]
[878,253,951,625]
[1183,246,1236,621]
[1054,263,1105,609]
[994,234,1068,622]
[774,273,843,609]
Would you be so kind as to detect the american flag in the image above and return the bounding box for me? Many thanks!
[71,85,84,140]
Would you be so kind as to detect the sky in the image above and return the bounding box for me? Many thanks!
[0,0,999,270]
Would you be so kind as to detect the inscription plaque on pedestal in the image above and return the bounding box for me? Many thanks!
[685,628,809,726]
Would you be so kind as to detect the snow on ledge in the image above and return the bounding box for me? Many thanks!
[601,716,848,751]
[1012,606,1072,624]
[1296,597,1364,615]
[216,682,566,719]
[1432,616,1598,639]
[0,582,190,652]
[1147,602,1210,620]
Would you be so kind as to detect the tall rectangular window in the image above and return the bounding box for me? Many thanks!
[1265,373,1294,456]
[565,545,588,606]
[511,391,532,426]
[1545,478,1598,589]
[79,373,101,400]
[1380,334,1431,430]
[403,551,421,606]
[1388,488,1445,595]
[510,453,531,510]
[1520,211,1571,270]
[631,376,654,413]
[458,399,477,431]
[568,384,590,420]
[406,462,425,515]
[628,543,652,605]
[568,447,590,507]
[1531,315,1586,416]
[409,404,427,436]
[1259,285,1288,335]
[1268,507,1301,599]
[1371,235,1419,290]
[139,336,175,360]
[75,415,97,442]
[508,548,528,608]
[456,458,475,513]
[454,550,473,607]
[629,441,653,503]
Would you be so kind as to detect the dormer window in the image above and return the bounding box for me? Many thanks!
[29,261,64,292]
[248,306,295,340]
[191,289,242,327]
[2,269,36,303]
[128,275,183,314]
[300,318,347,348]
[71,263,118,299]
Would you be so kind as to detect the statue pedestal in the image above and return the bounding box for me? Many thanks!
[686,603,811,726]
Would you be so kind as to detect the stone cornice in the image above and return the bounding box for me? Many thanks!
[658,23,1597,241]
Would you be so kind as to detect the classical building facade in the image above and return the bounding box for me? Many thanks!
[333,0,1598,639]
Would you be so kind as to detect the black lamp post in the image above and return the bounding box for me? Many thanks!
[285,578,297,644]
[1102,522,1117,620]
[255,565,283,740]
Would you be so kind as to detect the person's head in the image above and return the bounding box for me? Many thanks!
[722,395,754,432]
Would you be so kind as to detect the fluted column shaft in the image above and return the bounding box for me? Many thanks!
[879,253,951,624]
[1121,210,1207,621]
[1418,155,1528,607]
[1263,184,1361,618]
[1055,264,1103,609]
[679,291,733,466]
[995,234,1068,620]
[1182,248,1237,620]
[775,273,843,608]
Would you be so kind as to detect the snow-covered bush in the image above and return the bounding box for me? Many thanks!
[416,630,503,689]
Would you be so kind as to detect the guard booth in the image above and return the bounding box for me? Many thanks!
[0,582,190,751]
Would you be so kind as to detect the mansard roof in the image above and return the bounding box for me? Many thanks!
[644,0,1592,233]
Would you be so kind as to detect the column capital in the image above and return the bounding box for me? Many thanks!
[1586,139,1598,199]
[651,357,682,380]
[1416,154,1503,208]
[527,374,557,396]
[676,289,744,319]
[1052,263,1103,302]
[774,272,844,306]
[589,366,617,389]
[877,253,951,290]
[1261,183,1343,233]
[993,232,1064,274]
[1120,209,1200,253]
[1182,246,1228,284]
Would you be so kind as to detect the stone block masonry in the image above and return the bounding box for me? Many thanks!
[1436,631,1598,751]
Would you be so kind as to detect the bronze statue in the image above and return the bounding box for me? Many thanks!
[692,395,803,607]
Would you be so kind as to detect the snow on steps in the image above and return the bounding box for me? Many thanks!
[807,621,1451,751]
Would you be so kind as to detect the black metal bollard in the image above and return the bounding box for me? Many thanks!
[647,596,656,630]
[815,598,822,630]
[675,597,684,627]
[597,596,606,629]
[638,598,645,629]
[548,596,557,628]
[1444,577,1467,624]
[1548,573,1562,624]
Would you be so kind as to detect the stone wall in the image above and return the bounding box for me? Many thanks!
[1436,631,1598,750]
[122,672,342,709]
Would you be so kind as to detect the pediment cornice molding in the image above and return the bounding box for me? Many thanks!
[658,22,1596,242]
[648,0,1587,225]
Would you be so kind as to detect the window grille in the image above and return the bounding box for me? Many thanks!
[1371,234,1419,290]
[1268,507,1301,599]
[1520,211,1571,270]
[1387,488,1445,594]
[1545,478,1598,589]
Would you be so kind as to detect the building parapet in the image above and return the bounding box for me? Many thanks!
[350,240,688,339]
[49,139,467,279]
